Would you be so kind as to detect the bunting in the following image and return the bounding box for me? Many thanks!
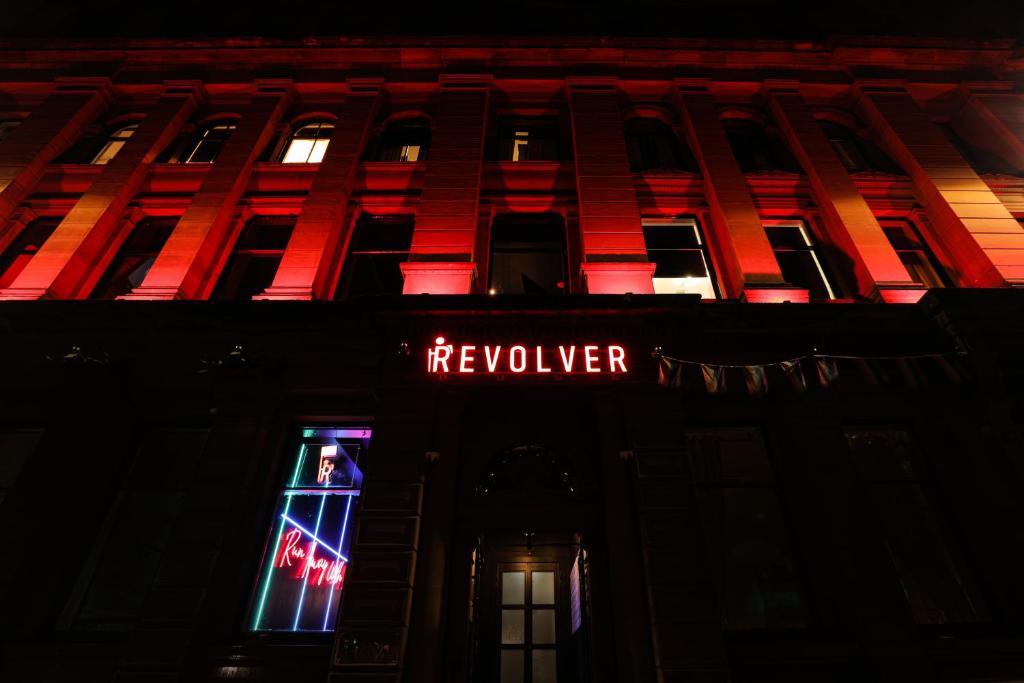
[654,347,966,396]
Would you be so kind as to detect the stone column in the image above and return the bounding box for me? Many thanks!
[400,76,489,295]
[568,81,656,294]
[767,85,919,302]
[0,82,199,300]
[124,81,292,300]
[0,78,112,227]
[954,84,1024,173]
[857,83,1024,287]
[674,82,793,302]
[256,80,382,300]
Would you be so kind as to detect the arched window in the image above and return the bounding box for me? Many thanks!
[91,217,178,299]
[91,124,137,165]
[184,121,237,164]
[624,118,698,173]
[819,121,904,175]
[376,118,431,162]
[280,121,334,164]
[723,118,801,173]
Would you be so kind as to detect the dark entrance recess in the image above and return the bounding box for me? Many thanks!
[488,213,568,295]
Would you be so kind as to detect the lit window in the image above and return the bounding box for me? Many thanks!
[845,427,986,624]
[250,426,371,632]
[336,215,414,299]
[498,118,559,162]
[642,219,717,299]
[488,214,567,295]
[375,118,431,162]
[0,119,21,144]
[764,222,836,300]
[184,122,236,164]
[213,217,294,301]
[879,220,947,289]
[91,217,177,299]
[0,217,60,288]
[281,122,334,164]
[686,428,808,629]
[91,124,137,165]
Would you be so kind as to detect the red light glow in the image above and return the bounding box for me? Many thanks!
[427,338,628,375]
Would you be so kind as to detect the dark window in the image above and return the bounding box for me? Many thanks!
[819,121,903,175]
[213,217,294,301]
[880,220,948,289]
[0,429,42,507]
[184,122,236,164]
[0,217,60,288]
[336,214,414,299]
[686,428,808,629]
[62,429,209,631]
[0,119,22,143]
[375,118,431,162]
[624,118,698,173]
[91,124,137,165]
[765,223,836,300]
[845,428,985,624]
[497,117,560,162]
[281,121,334,164]
[249,426,371,632]
[489,214,566,295]
[90,217,177,299]
[642,219,717,298]
[939,123,1020,176]
[724,118,801,173]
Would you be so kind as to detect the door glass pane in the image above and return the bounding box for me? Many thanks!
[532,649,557,683]
[532,571,555,604]
[532,608,556,644]
[501,608,525,644]
[502,571,525,604]
[501,650,524,683]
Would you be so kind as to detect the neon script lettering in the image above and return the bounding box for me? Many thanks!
[428,337,627,375]
[276,527,347,587]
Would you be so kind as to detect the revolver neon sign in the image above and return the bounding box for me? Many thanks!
[427,336,627,375]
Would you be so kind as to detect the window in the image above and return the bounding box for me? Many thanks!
[819,121,904,175]
[0,429,42,507]
[90,217,177,299]
[0,217,60,289]
[184,122,236,164]
[336,214,413,299]
[488,214,566,295]
[845,428,985,624]
[281,121,334,164]
[0,119,21,143]
[879,220,947,289]
[376,118,431,162]
[498,566,558,683]
[624,118,698,173]
[686,428,808,628]
[62,429,209,631]
[213,217,294,301]
[642,218,718,299]
[764,222,836,300]
[723,118,801,173]
[498,117,560,162]
[91,124,137,165]
[250,426,371,632]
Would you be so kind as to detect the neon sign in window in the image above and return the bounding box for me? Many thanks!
[250,427,370,632]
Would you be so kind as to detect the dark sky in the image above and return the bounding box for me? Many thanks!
[0,0,1021,40]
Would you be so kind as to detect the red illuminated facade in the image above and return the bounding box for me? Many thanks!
[1,35,1024,683]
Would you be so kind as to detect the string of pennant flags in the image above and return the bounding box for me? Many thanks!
[654,347,969,395]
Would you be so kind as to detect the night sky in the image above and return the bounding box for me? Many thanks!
[0,0,1021,40]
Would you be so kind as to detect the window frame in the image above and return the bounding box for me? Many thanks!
[212,215,296,301]
[334,213,415,300]
[280,120,335,164]
[877,218,950,289]
[762,219,838,300]
[184,120,238,164]
[90,123,138,165]
[487,213,569,296]
[495,116,562,163]
[641,216,720,299]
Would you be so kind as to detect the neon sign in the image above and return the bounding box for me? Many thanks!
[427,336,627,375]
